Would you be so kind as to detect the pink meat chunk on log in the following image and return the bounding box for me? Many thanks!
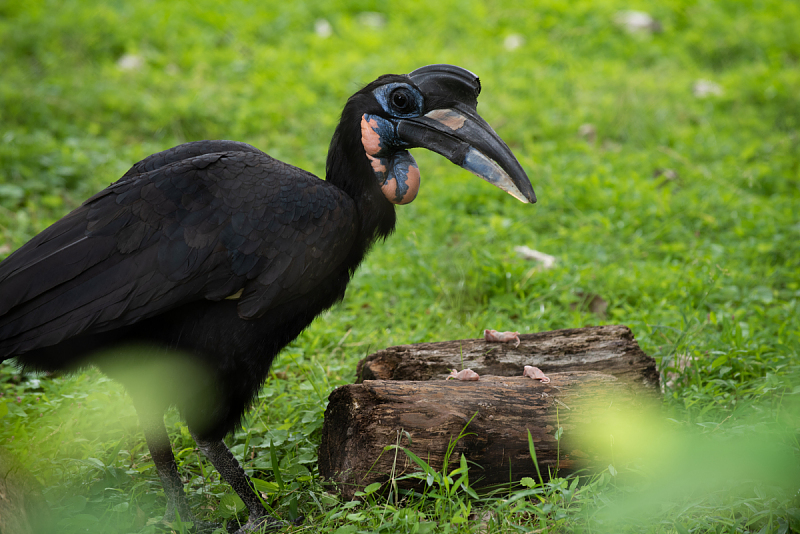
[522,365,550,383]
[447,368,480,381]
[483,329,521,348]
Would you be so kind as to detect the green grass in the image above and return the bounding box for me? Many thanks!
[1,0,799,532]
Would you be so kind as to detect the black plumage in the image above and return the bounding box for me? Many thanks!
[0,65,535,532]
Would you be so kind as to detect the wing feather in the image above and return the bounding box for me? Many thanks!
[0,141,356,358]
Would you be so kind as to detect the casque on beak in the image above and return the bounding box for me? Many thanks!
[400,64,536,204]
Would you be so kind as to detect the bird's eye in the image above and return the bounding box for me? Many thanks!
[390,89,412,113]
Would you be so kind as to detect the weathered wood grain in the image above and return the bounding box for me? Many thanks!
[356,325,658,388]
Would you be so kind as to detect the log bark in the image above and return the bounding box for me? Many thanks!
[319,372,655,500]
[356,325,658,389]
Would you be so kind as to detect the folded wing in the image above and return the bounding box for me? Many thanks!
[0,141,356,358]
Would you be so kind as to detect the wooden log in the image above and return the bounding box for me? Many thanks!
[319,372,655,500]
[356,325,658,388]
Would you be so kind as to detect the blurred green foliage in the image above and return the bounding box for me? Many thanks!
[1,0,799,532]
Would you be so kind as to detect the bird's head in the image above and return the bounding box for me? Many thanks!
[334,64,536,206]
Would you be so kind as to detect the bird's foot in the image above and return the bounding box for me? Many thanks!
[162,506,221,533]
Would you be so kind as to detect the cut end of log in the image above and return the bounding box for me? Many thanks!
[319,372,658,500]
[329,326,660,500]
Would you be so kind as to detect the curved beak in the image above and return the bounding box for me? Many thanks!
[396,104,536,203]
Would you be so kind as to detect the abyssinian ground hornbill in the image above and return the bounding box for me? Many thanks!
[0,65,535,532]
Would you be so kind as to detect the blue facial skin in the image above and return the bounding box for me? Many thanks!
[365,148,417,199]
[370,154,389,186]
[363,113,406,159]
[362,83,422,197]
[388,151,418,203]
[372,83,424,118]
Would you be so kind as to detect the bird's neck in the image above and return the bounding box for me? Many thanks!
[325,114,397,264]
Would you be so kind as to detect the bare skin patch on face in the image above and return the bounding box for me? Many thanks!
[360,114,421,204]
[361,116,384,156]
[426,108,467,130]
[381,151,420,204]
[367,153,388,175]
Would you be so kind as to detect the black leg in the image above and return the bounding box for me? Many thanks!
[134,408,196,524]
[191,431,285,533]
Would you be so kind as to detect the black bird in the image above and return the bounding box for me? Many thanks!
[0,64,535,532]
